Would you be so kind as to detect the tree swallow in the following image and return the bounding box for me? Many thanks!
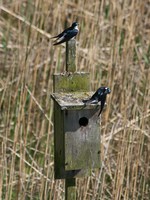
[83,87,111,116]
[51,22,79,46]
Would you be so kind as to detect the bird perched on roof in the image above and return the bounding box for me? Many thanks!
[51,22,79,45]
[83,87,111,116]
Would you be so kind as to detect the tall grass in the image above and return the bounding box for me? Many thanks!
[0,0,150,199]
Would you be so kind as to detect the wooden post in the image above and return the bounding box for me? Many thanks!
[65,178,76,200]
[66,39,76,72]
[65,39,76,200]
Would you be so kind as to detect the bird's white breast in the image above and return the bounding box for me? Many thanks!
[74,26,79,31]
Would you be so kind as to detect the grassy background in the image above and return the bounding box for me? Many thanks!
[0,0,150,199]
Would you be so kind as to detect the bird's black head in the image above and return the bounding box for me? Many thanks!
[104,87,111,94]
[71,22,79,28]
[98,87,111,96]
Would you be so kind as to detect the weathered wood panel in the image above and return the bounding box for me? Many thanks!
[64,110,100,170]
[53,72,90,93]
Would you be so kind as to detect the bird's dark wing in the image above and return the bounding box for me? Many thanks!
[53,37,67,45]
[83,90,99,104]
[82,98,98,104]
[51,26,73,39]
[82,90,99,104]
[97,89,105,98]
[98,96,106,116]
[90,87,105,101]
[53,29,78,45]
[51,30,67,39]
[90,91,98,101]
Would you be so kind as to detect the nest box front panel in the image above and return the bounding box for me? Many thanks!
[64,109,100,171]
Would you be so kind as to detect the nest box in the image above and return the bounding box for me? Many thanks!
[51,72,101,179]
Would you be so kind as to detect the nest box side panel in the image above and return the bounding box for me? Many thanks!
[53,101,65,179]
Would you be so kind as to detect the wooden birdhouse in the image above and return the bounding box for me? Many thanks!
[51,71,101,179]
